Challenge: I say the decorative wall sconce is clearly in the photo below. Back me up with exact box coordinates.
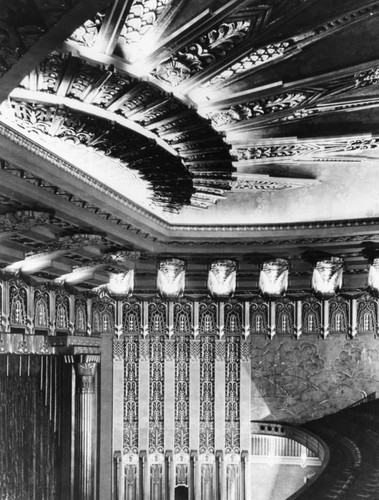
[95,271,134,298]
[312,257,343,297]
[157,259,185,299]
[207,260,236,298]
[368,258,379,294]
[259,259,288,297]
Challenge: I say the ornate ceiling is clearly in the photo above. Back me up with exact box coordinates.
[1,0,379,291]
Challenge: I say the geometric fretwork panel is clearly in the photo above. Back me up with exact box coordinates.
[74,297,87,334]
[55,291,70,331]
[225,335,240,454]
[276,297,294,335]
[123,299,142,335]
[173,299,193,336]
[9,281,27,327]
[199,299,218,336]
[302,296,322,335]
[174,335,190,453]
[357,293,377,334]
[224,300,243,336]
[123,335,139,454]
[250,296,269,335]
[148,299,167,336]
[329,296,349,335]
[92,297,115,335]
[34,288,50,330]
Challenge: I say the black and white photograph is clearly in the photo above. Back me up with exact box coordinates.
[1,0,379,499]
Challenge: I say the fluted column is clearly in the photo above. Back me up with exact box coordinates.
[74,355,100,500]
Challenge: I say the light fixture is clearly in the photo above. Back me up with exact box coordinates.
[368,257,379,293]
[157,259,185,299]
[259,259,288,297]
[94,271,134,298]
[312,257,343,297]
[208,260,236,298]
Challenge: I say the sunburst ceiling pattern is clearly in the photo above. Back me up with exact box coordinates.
[2,0,379,220]
[6,0,379,219]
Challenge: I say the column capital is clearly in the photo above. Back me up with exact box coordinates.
[67,354,100,394]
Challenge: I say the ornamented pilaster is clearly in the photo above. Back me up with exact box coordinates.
[124,336,139,454]
[199,335,215,455]
[225,336,240,454]
[174,335,190,454]
[149,335,165,454]
[73,355,100,500]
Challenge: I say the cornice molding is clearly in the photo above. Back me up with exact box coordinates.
[1,122,379,241]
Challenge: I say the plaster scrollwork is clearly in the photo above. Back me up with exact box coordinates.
[153,20,251,86]
[25,234,105,257]
[209,92,309,128]
[0,210,51,234]
[123,299,142,335]
[355,68,379,88]
[329,296,349,334]
[357,293,377,334]
[231,179,302,191]
[119,0,173,48]
[302,296,322,335]
[204,41,290,88]
[68,12,105,47]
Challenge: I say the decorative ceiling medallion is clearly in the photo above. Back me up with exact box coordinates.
[312,257,344,298]
[208,260,236,298]
[157,258,185,299]
[259,259,288,298]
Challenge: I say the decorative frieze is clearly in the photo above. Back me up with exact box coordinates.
[152,20,251,87]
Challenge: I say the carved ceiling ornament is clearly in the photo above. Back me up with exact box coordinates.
[203,41,291,89]
[368,258,379,294]
[208,260,236,298]
[25,233,105,257]
[157,258,185,299]
[312,257,344,298]
[152,20,252,87]
[118,0,174,57]
[0,210,51,233]
[259,259,288,298]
